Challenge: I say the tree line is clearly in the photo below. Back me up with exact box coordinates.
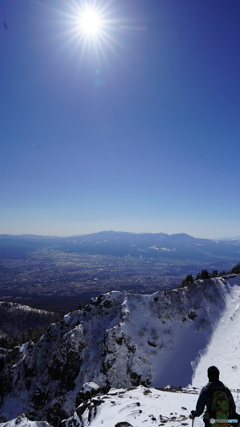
[0,303,60,349]
[180,263,240,288]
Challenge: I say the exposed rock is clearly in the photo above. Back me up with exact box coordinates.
[75,382,100,407]
[115,423,134,427]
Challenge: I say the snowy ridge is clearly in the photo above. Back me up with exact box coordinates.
[1,386,240,427]
[0,302,51,314]
[0,413,50,427]
[62,386,240,427]
[1,276,240,426]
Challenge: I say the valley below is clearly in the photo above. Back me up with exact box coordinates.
[0,249,191,313]
[1,231,240,313]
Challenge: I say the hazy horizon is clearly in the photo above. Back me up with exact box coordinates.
[1,228,240,241]
[1,0,240,240]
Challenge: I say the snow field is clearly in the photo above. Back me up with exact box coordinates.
[192,276,240,389]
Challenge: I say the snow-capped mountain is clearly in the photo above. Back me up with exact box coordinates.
[1,275,240,426]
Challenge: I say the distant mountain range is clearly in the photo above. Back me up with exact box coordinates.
[1,230,240,265]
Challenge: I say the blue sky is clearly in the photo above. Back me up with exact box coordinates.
[1,0,240,238]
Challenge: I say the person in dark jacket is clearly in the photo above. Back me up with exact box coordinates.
[190,366,239,426]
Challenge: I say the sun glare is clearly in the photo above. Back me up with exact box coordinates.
[79,8,102,37]
[59,1,124,63]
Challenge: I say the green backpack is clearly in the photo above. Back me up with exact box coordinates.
[204,389,232,427]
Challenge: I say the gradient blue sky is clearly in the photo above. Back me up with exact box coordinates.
[1,0,240,238]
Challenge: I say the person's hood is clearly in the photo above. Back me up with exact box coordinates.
[206,380,226,391]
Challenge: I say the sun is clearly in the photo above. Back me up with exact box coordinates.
[56,1,125,63]
[75,4,107,42]
[66,1,121,60]
[79,8,102,38]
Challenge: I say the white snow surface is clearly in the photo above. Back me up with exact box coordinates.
[2,386,240,427]
[0,413,51,427]
[0,301,52,314]
[192,275,240,387]
[65,386,240,427]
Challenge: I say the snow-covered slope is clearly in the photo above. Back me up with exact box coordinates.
[63,385,202,427]
[63,385,240,427]
[192,275,240,387]
[1,386,240,427]
[1,276,240,425]
[0,414,51,427]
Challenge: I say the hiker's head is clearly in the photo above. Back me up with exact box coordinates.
[208,366,220,382]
